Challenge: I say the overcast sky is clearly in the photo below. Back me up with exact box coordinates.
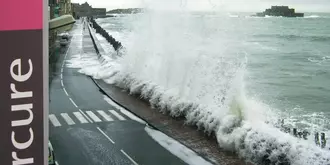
[71,0,330,12]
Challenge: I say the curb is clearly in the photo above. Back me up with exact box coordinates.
[89,77,161,132]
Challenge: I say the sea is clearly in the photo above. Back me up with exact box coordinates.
[84,11,330,164]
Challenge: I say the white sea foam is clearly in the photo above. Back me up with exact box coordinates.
[228,14,239,18]
[305,15,321,18]
[307,56,330,65]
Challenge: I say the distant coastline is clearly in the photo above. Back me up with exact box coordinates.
[107,8,143,14]
[105,8,329,15]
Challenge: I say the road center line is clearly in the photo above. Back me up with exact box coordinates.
[69,98,78,108]
[96,127,115,144]
[79,109,93,123]
[120,150,139,165]
[60,80,64,87]
[73,112,89,124]
[86,111,102,122]
[63,88,69,96]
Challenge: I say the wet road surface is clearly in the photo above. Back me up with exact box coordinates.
[49,21,191,165]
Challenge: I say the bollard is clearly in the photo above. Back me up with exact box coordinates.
[293,128,297,137]
[114,42,119,50]
[277,119,281,128]
[284,127,290,133]
[321,133,326,149]
[302,130,309,140]
[315,132,320,146]
[298,132,303,138]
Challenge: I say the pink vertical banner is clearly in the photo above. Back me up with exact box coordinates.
[0,0,43,31]
[0,0,47,165]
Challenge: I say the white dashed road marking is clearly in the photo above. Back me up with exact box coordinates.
[61,113,75,125]
[96,127,115,144]
[97,110,114,121]
[49,110,129,127]
[63,88,69,96]
[73,112,89,124]
[121,150,139,165]
[49,114,61,127]
[79,109,93,123]
[86,111,102,122]
[69,98,78,108]
[109,110,126,121]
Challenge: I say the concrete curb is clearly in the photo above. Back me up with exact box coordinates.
[90,77,161,132]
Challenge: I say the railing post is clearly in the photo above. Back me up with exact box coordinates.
[321,133,326,148]
[315,132,320,146]
[293,128,297,137]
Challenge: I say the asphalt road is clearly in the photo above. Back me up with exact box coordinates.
[49,21,190,165]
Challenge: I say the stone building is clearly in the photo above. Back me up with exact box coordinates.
[72,2,106,19]
[58,0,72,16]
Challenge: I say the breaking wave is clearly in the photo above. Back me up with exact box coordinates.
[305,15,321,18]
[70,9,330,165]
[308,56,330,65]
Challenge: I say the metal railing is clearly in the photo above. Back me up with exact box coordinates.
[88,17,123,51]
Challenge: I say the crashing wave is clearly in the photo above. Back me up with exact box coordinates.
[69,49,330,165]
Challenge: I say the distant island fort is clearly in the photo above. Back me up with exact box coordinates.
[253,6,304,17]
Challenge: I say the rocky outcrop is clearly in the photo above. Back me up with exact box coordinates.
[253,6,304,17]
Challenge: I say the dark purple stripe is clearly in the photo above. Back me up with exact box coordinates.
[0,30,44,165]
